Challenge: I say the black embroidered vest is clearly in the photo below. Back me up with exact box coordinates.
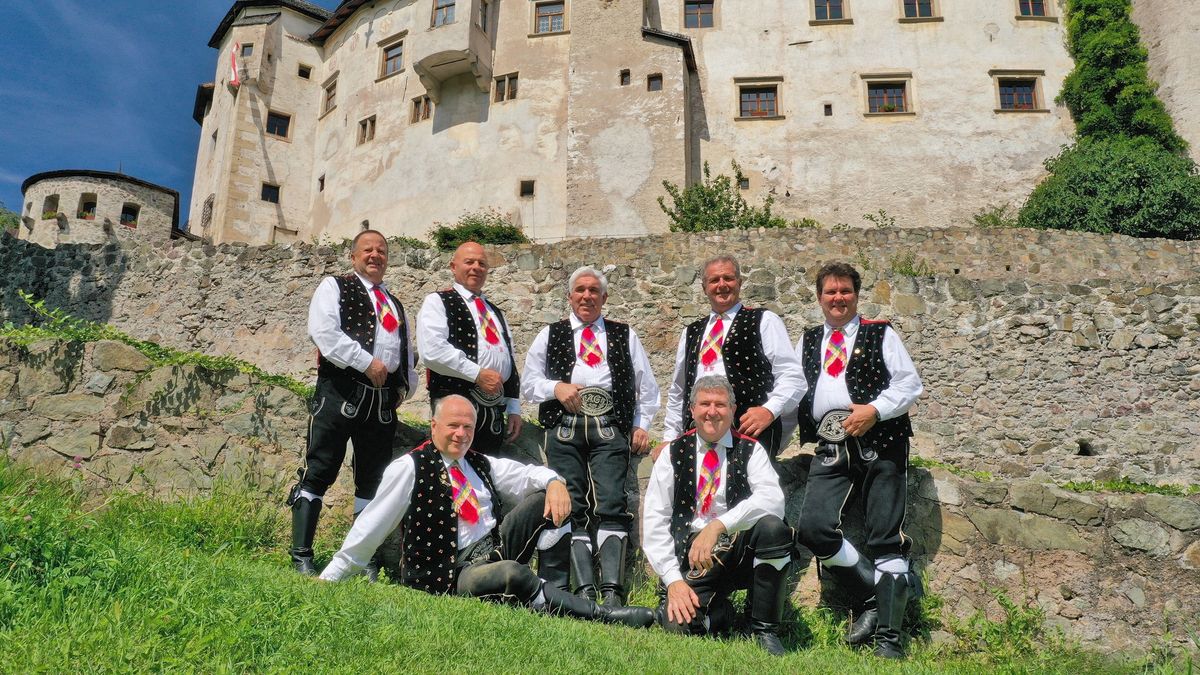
[316,274,410,397]
[681,307,774,432]
[426,289,520,402]
[668,430,754,568]
[797,319,913,446]
[401,442,501,595]
[537,319,636,435]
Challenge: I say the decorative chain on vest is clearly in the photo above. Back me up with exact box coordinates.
[667,431,754,568]
[537,320,636,435]
[427,290,520,401]
[681,308,773,432]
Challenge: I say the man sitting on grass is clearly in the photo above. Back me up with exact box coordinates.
[319,395,655,628]
[642,375,794,655]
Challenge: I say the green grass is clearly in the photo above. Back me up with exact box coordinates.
[0,460,1139,673]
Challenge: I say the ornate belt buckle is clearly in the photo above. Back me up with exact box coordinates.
[577,387,614,416]
[469,387,505,408]
[685,532,735,580]
[817,409,851,443]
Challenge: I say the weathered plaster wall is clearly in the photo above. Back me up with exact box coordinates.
[19,176,175,248]
[1131,0,1200,164]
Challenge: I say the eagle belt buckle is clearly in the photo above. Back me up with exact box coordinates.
[685,533,734,580]
[817,409,851,443]
[469,387,505,408]
[577,387,614,417]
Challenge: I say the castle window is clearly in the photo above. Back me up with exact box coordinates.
[411,95,432,123]
[813,0,845,21]
[261,184,280,204]
[479,0,490,32]
[358,115,377,144]
[380,37,405,78]
[534,2,566,34]
[647,73,663,92]
[240,43,254,58]
[77,194,97,220]
[495,73,518,102]
[41,195,59,219]
[868,82,907,113]
[1019,0,1047,16]
[739,85,778,118]
[266,111,291,138]
[619,69,630,86]
[318,175,325,192]
[685,1,714,28]
[120,203,140,228]
[298,64,312,79]
[739,177,750,190]
[991,70,1049,112]
[824,103,833,116]
[323,78,337,114]
[432,0,455,27]
[903,0,934,18]
[520,180,536,197]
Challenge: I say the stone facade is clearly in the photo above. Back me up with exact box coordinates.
[1132,0,1200,164]
[18,171,178,249]
[190,0,1089,244]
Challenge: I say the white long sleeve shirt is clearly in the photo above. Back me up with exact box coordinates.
[417,283,519,414]
[663,303,805,441]
[520,313,661,430]
[641,430,786,587]
[307,272,417,397]
[799,315,924,421]
[320,452,561,581]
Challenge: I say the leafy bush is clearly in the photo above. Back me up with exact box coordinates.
[972,203,1020,229]
[658,161,798,232]
[430,209,528,251]
[1017,137,1200,239]
[0,201,19,234]
[890,251,935,277]
[862,209,898,229]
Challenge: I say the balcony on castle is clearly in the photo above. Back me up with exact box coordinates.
[411,0,493,103]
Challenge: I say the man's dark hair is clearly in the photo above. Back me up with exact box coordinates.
[351,229,388,253]
[815,261,861,294]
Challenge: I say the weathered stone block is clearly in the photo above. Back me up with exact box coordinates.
[31,393,106,421]
[1142,494,1200,531]
[0,370,15,396]
[92,340,152,372]
[1111,518,1171,556]
[1182,540,1200,569]
[84,372,115,394]
[1011,483,1105,526]
[46,425,101,459]
[965,507,1095,553]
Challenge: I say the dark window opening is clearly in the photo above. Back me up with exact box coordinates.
[261,184,280,204]
[823,103,833,116]
[495,73,519,102]
[120,203,140,228]
[358,116,377,144]
[685,1,714,28]
[619,69,631,86]
[903,0,934,18]
[411,95,432,122]
[318,174,326,192]
[41,195,59,219]
[814,0,843,20]
[1019,0,1046,16]
[266,111,291,138]
[1076,440,1094,456]
[298,64,312,79]
[240,43,254,57]
[647,74,663,91]
[999,79,1038,110]
[738,178,750,190]
[77,194,97,220]
[520,180,536,197]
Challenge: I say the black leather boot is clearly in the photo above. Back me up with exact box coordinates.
[820,554,877,645]
[747,561,791,656]
[289,498,321,576]
[537,534,571,592]
[872,572,914,659]
[570,538,597,601]
[541,585,654,628]
[596,536,628,607]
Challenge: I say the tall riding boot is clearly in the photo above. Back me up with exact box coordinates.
[872,572,914,659]
[821,554,878,645]
[538,535,572,593]
[540,585,655,628]
[289,498,321,576]
[747,561,791,656]
[570,538,597,601]
[596,536,628,607]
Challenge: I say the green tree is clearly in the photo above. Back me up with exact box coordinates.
[657,161,792,232]
[0,201,19,235]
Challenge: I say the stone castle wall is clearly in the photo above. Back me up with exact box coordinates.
[19,174,176,249]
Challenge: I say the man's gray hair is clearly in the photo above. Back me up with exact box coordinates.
[689,375,737,408]
[567,265,609,295]
[432,394,478,424]
[701,255,742,281]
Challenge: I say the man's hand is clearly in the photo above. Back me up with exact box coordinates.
[737,406,775,439]
[554,382,584,413]
[630,427,651,455]
[688,520,726,574]
[666,580,701,626]
[475,368,503,395]
[365,358,388,388]
[843,403,879,437]
[650,441,669,462]
[506,414,523,442]
[543,480,572,527]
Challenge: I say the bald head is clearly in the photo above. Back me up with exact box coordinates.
[431,395,477,459]
[450,241,489,294]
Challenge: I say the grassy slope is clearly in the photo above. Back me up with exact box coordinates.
[0,462,1132,674]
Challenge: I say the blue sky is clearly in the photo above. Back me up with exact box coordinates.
[0,0,339,228]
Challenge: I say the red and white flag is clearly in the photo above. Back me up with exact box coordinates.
[230,42,241,88]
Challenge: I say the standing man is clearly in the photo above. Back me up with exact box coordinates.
[659,256,803,458]
[319,395,656,629]
[793,261,924,659]
[521,266,660,607]
[643,376,794,656]
[418,241,521,454]
[288,229,417,576]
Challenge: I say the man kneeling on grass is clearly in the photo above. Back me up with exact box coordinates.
[319,394,655,628]
[642,375,795,655]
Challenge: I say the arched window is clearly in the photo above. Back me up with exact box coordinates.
[78,193,97,220]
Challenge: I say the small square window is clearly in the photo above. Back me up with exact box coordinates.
[433,0,455,27]
[318,174,326,192]
[999,79,1038,110]
[323,79,337,114]
[867,82,907,113]
[382,40,404,77]
[495,73,519,102]
[266,111,291,138]
[619,69,631,86]
[738,178,750,190]
[739,85,778,117]
[358,115,377,144]
[411,95,432,123]
[240,43,254,58]
[685,1,714,28]
[120,203,140,228]
[77,194,97,220]
[261,184,280,203]
[823,103,833,116]
[298,64,312,79]
[1019,0,1047,17]
[814,0,844,20]
[647,74,663,92]
[535,2,566,34]
[903,0,934,18]
[520,180,536,197]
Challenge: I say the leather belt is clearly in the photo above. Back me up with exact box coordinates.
[577,387,614,416]
[816,409,851,443]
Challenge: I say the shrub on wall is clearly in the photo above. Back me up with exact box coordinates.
[429,209,528,251]
[658,161,794,232]
[0,202,18,235]
[1017,137,1200,239]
